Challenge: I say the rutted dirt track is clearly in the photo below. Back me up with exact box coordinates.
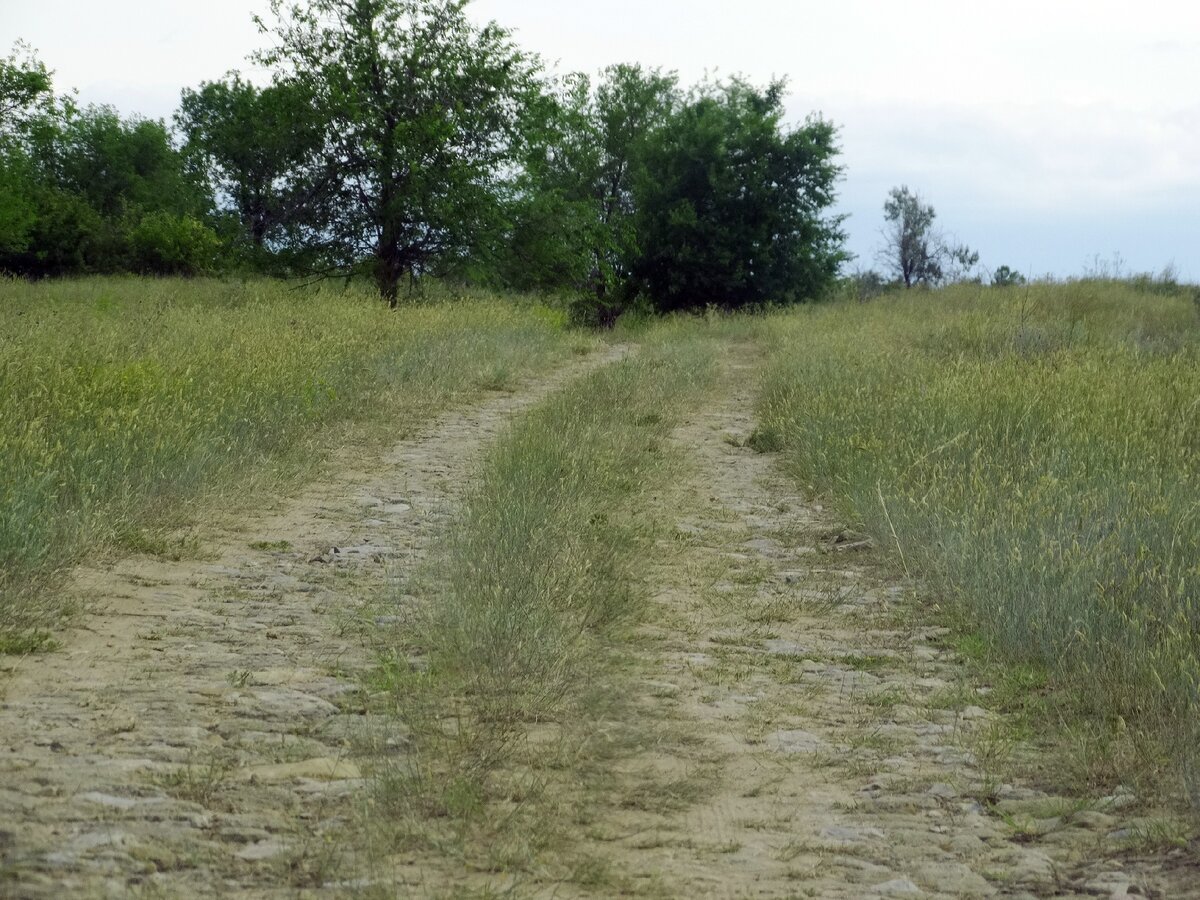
[584,354,1189,898]
[0,345,1192,898]
[0,348,623,898]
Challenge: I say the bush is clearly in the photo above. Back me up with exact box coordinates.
[130,212,221,276]
[991,265,1026,287]
[633,79,845,313]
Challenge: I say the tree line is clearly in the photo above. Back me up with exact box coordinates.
[0,0,847,319]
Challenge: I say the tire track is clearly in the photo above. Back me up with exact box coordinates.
[0,345,626,899]
[593,349,1186,899]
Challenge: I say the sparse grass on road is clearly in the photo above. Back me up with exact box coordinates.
[362,326,717,890]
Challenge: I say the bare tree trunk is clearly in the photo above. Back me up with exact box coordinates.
[376,233,405,308]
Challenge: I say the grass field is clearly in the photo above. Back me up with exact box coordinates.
[0,276,581,648]
[756,281,1200,804]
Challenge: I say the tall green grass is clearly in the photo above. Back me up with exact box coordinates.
[367,328,716,874]
[0,276,577,639]
[756,282,1200,804]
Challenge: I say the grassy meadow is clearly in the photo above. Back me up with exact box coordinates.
[0,276,581,647]
[756,281,1200,803]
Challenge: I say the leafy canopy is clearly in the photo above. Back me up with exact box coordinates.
[177,74,323,256]
[254,0,542,304]
[497,64,680,323]
[633,78,847,312]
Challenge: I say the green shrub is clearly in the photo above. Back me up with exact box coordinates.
[130,212,221,275]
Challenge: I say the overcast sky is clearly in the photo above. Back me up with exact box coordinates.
[5,0,1198,279]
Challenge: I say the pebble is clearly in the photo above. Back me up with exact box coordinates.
[1083,873,1140,898]
[237,839,289,861]
[236,689,338,720]
[1099,791,1138,810]
[46,829,134,864]
[871,878,924,896]
[236,757,361,784]
[1010,848,1056,884]
[642,680,681,697]
[945,834,986,856]
[767,729,829,755]
[913,861,992,896]
[248,668,321,687]
[927,782,958,800]
[763,639,807,657]
[76,792,164,811]
[995,783,1046,802]
[745,538,784,555]
[1073,810,1117,831]
[820,824,885,844]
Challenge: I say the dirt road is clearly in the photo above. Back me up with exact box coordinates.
[564,353,1186,898]
[0,345,1190,898]
[0,349,623,898]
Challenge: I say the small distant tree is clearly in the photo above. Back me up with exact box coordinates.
[879,185,978,288]
[847,268,891,301]
[991,265,1026,287]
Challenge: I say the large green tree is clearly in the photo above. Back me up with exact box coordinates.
[0,42,51,133]
[177,74,323,259]
[499,64,679,324]
[3,101,216,276]
[254,0,542,305]
[633,79,847,312]
[0,43,53,257]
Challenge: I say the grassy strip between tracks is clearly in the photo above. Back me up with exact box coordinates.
[359,326,717,892]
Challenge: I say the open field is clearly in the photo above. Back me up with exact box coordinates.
[757,282,1200,807]
[0,277,582,647]
[0,278,1197,897]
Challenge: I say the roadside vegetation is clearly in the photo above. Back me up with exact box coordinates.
[755,280,1200,810]
[359,329,716,888]
[0,276,579,649]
